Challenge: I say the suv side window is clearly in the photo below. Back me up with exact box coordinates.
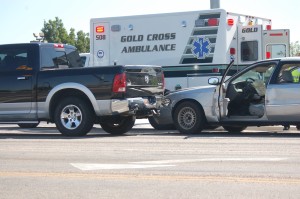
[231,63,276,85]
[277,63,300,83]
[0,48,31,71]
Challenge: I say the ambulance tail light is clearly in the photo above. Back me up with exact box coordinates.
[266,52,271,59]
[96,26,105,33]
[227,19,234,26]
[270,33,283,36]
[212,68,219,73]
[266,25,272,30]
[113,73,126,93]
[208,18,219,26]
[230,48,236,55]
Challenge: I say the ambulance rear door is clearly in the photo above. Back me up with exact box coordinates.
[237,25,263,65]
[91,22,110,66]
[263,29,290,59]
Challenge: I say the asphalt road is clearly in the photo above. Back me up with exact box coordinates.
[0,120,300,199]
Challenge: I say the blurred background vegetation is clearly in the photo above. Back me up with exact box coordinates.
[41,17,89,53]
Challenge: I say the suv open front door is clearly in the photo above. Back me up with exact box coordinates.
[237,25,263,65]
[215,60,235,120]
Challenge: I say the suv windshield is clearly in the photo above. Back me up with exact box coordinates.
[232,63,276,85]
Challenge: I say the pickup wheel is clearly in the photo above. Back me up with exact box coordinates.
[223,126,247,132]
[148,116,175,130]
[18,122,40,128]
[100,116,135,135]
[54,97,94,136]
[173,101,205,134]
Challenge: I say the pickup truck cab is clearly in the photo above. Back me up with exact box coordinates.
[0,43,164,136]
[154,57,300,133]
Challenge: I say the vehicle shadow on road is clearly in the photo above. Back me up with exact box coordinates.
[0,125,117,139]
[0,125,299,139]
[128,128,300,138]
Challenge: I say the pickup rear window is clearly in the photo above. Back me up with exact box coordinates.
[41,47,83,69]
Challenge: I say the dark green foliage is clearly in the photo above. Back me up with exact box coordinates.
[41,17,90,53]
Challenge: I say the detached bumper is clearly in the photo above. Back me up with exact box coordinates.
[152,104,173,125]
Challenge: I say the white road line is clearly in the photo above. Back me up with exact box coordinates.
[71,163,175,171]
[131,158,287,164]
[71,157,286,171]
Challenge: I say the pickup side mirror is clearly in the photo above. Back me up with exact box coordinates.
[208,77,220,85]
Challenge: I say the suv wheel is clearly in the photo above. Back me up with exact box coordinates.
[173,101,205,134]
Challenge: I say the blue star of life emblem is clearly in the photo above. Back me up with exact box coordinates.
[192,37,211,59]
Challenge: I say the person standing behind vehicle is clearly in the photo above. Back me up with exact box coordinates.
[291,67,300,82]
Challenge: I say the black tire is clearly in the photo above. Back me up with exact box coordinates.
[18,122,40,128]
[148,116,175,130]
[297,125,300,131]
[223,126,247,132]
[173,101,205,134]
[100,116,135,135]
[54,97,94,136]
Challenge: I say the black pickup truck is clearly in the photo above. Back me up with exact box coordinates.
[0,43,164,136]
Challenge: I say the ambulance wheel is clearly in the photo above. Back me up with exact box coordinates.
[100,116,135,135]
[173,101,205,134]
[223,126,247,133]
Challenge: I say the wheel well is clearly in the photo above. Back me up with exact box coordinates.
[49,89,94,122]
[172,99,207,122]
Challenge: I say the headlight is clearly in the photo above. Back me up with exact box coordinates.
[162,98,171,106]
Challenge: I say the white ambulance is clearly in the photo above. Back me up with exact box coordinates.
[90,9,290,91]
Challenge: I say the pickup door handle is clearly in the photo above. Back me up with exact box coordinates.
[17,76,29,80]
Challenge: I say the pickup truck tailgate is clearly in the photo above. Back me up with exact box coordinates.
[125,65,164,98]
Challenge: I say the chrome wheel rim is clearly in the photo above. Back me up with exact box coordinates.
[60,105,82,130]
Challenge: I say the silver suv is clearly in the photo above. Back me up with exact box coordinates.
[152,57,300,133]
